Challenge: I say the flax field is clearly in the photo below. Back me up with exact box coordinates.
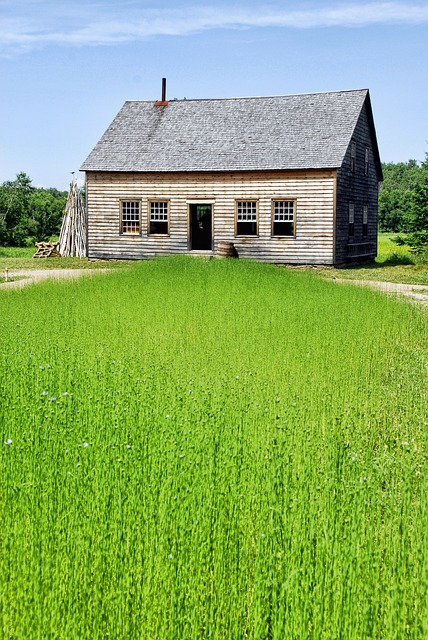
[1,257,428,639]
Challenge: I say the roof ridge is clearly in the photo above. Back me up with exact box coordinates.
[124,88,368,104]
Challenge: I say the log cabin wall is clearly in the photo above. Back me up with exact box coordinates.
[86,169,336,264]
[335,102,380,264]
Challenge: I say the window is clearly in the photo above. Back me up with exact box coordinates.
[348,202,355,237]
[236,201,257,235]
[121,200,140,234]
[272,200,295,236]
[149,201,169,235]
[363,205,368,237]
[364,147,370,176]
[350,140,356,172]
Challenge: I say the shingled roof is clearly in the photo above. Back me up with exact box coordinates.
[81,88,381,176]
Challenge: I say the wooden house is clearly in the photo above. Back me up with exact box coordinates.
[81,87,382,264]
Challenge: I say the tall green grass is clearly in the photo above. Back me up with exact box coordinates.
[1,257,428,639]
[0,246,36,258]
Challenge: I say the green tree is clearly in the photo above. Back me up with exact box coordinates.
[0,172,34,245]
[378,188,413,233]
[405,177,428,254]
[378,160,421,232]
[391,154,428,255]
[0,173,67,246]
[28,189,67,241]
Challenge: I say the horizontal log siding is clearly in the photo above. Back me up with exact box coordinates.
[86,170,336,264]
[335,103,379,264]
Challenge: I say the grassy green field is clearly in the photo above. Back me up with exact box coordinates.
[0,245,130,279]
[1,257,428,638]
[314,234,428,285]
[1,233,428,285]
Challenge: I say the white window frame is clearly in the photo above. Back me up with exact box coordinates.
[120,200,141,234]
[149,200,169,235]
[235,200,258,236]
[272,200,296,236]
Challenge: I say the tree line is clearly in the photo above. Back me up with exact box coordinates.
[0,172,67,246]
[379,154,428,255]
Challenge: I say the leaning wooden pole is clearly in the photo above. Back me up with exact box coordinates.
[59,182,87,257]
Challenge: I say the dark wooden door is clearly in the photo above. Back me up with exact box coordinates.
[190,204,212,250]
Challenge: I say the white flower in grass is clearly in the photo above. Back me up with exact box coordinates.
[83,442,89,448]
[49,397,56,402]
[168,554,173,559]
[62,392,68,396]
[41,391,49,396]
[4,439,12,445]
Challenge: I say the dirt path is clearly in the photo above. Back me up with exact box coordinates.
[0,269,109,290]
[332,278,428,305]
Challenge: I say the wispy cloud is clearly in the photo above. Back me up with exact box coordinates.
[1,2,428,55]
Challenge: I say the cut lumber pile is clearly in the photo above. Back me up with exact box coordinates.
[58,182,87,257]
[33,241,61,258]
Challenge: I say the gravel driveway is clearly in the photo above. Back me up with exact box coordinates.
[332,278,428,305]
[0,269,109,289]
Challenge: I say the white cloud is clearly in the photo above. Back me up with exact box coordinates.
[1,2,428,55]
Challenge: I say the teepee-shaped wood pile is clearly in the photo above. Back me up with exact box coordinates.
[58,182,87,257]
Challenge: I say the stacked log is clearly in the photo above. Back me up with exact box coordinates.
[58,182,87,257]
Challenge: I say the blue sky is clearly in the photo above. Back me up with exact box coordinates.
[0,0,427,190]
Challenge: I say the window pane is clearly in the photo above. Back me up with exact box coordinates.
[237,221,257,235]
[150,201,169,234]
[351,141,356,172]
[273,200,294,235]
[365,148,369,175]
[121,201,140,234]
[363,205,368,237]
[237,201,257,221]
[274,221,294,236]
[348,202,355,237]
[236,201,257,235]
[150,220,168,234]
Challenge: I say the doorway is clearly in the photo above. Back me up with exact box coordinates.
[189,204,212,250]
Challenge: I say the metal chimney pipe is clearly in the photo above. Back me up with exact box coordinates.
[155,78,168,106]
